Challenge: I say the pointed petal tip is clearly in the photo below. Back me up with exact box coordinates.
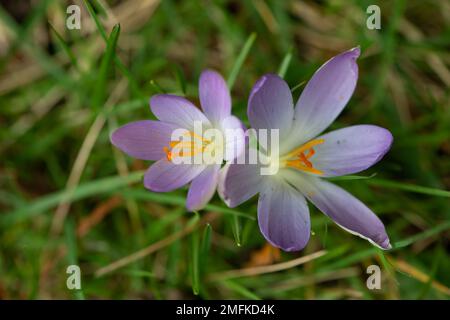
[379,237,392,250]
[248,73,283,101]
[374,127,394,164]
[348,46,361,59]
[248,75,267,102]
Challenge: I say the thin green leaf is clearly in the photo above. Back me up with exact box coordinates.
[227,32,257,89]
[190,230,200,295]
[221,280,261,300]
[1,171,145,226]
[83,0,143,97]
[230,215,242,247]
[328,173,377,181]
[201,224,212,258]
[392,221,450,249]
[49,23,80,71]
[92,24,121,111]
[367,178,450,197]
[324,222,450,270]
[83,0,107,40]
[173,64,187,95]
[277,48,292,78]
[0,6,75,89]
[149,79,166,93]
[64,218,85,300]
[123,270,156,278]
[122,189,255,220]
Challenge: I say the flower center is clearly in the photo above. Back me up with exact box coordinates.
[163,131,212,162]
[281,138,324,175]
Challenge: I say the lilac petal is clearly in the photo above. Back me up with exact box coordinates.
[150,94,211,130]
[291,47,360,146]
[186,164,220,211]
[258,178,311,252]
[220,115,246,162]
[220,162,262,208]
[111,120,179,160]
[248,74,294,139]
[199,70,231,124]
[287,174,390,249]
[144,158,205,192]
[313,125,393,177]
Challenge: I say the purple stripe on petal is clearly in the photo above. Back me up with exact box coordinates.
[258,178,311,252]
[288,174,390,249]
[144,158,205,192]
[313,125,393,177]
[150,94,210,130]
[291,47,360,146]
[186,164,220,211]
[248,74,294,139]
[111,120,178,160]
[199,70,231,124]
[220,163,262,208]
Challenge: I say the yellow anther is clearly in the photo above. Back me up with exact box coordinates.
[282,138,324,175]
[163,131,212,162]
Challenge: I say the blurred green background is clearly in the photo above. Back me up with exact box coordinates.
[0,0,449,299]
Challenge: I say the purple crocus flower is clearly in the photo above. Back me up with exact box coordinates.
[220,47,393,251]
[111,70,244,211]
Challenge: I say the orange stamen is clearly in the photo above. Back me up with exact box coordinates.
[283,139,324,175]
[163,131,211,162]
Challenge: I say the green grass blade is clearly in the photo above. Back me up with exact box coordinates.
[221,280,261,300]
[277,48,292,78]
[324,222,450,270]
[227,32,257,89]
[122,189,255,220]
[190,230,200,295]
[149,79,166,93]
[201,223,212,258]
[328,173,377,181]
[392,221,450,249]
[330,175,450,197]
[0,6,75,89]
[64,218,85,300]
[92,24,121,112]
[83,0,143,97]
[49,23,79,71]
[83,0,107,40]
[173,64,187,95]
[367,178,450,197]
[230,215,242,247]
[1,171,145,226]
[123,270,155,278]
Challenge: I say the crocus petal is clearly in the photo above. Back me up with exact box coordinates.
[313,125,393,177]
[220,162,262,208]
[290,47,360,147]
[144,158,205,192]
[248,74,294,140]
[199,70,231,124]
[220,115,246,162]
[150,94,211,130]
[111,120,179,160]
[186,164,220,211]
[258,178,311,251]
[286,173,390,249]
